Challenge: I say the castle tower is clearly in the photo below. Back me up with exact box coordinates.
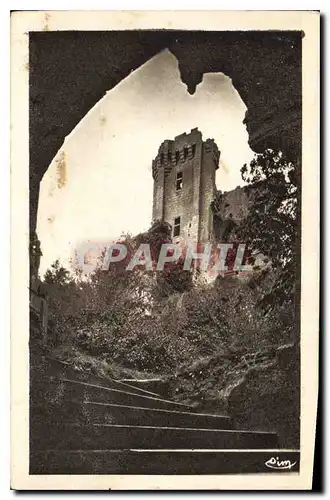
[152,128,220,244]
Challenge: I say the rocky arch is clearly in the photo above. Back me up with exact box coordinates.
[30,30,302,239]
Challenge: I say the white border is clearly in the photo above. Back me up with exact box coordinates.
[10,10,320,491]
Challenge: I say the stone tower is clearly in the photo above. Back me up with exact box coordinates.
[152,128,220,244]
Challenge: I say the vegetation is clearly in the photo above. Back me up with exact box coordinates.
[36,148,300,448]
[42,148,299,389]
[238,149,298,312]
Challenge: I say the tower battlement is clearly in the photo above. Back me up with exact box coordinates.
[152,128,221,243]
[152,128,219,180]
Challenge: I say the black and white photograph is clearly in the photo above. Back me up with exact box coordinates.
[10,10,320,490]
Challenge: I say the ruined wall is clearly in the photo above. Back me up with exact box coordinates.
[212,185,268,269]
[214,186,253,224]
[212,186,254,242]
[152,128,220,244]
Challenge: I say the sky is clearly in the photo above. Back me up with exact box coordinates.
[37,49,254,275]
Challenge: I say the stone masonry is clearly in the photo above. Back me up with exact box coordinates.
[152,128,220,244]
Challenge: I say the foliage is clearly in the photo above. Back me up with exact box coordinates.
[134,220,193,297]
[237,149,298,311]
[44,259,72,285]
[42,159,298,373]
[38,153,300,450]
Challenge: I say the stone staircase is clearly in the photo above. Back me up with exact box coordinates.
[30,352,291,475]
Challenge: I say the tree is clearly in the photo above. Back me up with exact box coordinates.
[237,149,298,311]
[44,259,72,285]
[133,220,193,298]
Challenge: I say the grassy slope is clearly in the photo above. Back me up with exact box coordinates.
[50,343,159,381]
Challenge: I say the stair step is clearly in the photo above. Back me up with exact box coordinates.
[32,377,195,412]
[32,401,233,429]
[32,355,163,398]
[30,449,300,474]
[31,423,279,451]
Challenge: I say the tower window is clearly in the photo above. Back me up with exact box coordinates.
[175,151,180,164]
[173,216,181,237]
[183,147,188,160]
[176,171,183,191]
[192,144,196,157]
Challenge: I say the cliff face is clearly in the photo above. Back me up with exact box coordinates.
[227,344,300,448]
[167,344,300,449]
